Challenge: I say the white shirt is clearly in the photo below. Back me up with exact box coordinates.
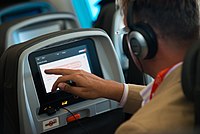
[119,62,183,107]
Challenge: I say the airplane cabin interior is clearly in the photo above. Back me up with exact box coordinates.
[0,0,199,134]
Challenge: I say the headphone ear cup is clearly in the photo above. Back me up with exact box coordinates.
[127,29,148,59]
[181,40,200,127]
[125,0,157,59]
[182,40,200,101]
[127,23,158,59]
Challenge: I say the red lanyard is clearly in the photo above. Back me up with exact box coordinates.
[150,67,171,100]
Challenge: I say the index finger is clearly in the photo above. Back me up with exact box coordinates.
[44,68,77,75]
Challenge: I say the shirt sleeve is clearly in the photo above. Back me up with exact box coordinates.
[123,84,145,114]
[119,83,129,107]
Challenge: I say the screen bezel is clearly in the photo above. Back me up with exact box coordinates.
[1,8,42,23]
[15,20,64,44]
[28,38,103,114]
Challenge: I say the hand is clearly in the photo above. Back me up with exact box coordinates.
[45,69,124,102]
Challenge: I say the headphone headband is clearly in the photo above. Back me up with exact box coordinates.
[123,0,158,59]
[127,0,135,30]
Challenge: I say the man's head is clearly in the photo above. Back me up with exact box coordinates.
[119,0,200,77]
[120,0,199,42]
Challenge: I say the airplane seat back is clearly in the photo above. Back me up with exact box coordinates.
[111,9,129,71]
[0,12,80,57]
[0,28,125,134]
[182,40,200,131]
[0,1,56,25]
[93,2,115,37]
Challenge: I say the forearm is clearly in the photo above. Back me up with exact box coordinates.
[99,80,145,113]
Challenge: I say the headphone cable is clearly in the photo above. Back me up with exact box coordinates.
[126,34,147,85]
[136,56,147,85]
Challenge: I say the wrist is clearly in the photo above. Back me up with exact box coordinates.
[102,80,124,102]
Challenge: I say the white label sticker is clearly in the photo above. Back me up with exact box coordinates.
[43,117,59,131]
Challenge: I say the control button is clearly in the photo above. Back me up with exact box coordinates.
[66,113,81,123]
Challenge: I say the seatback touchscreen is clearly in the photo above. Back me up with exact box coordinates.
[29,38,103,114]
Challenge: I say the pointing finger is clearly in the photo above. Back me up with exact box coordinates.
[45,68,78,75]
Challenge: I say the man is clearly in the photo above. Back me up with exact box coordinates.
[45,0,199,133]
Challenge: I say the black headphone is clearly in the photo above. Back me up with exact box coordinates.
[123,0,158,60]
[181,40,200,127]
